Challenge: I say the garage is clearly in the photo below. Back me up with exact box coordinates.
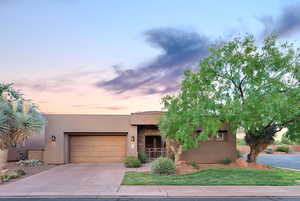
[69,135,127,163]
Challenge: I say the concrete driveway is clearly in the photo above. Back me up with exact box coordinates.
[258,154,300,170]
[0,163,126,196]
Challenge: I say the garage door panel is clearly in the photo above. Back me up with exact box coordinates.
[72,152,125,158]
[71,157,125,163]
[69,135,126,163]
[71,147,126,153]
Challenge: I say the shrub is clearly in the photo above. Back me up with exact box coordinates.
[16,160,43,167]
[236,138,246,145]
[265,147,273,154]
[124,156,141,168]
[273,140,283,145]
[218,157,232,165]
[236,150,245,158]
[281,134,300,145]
[276,146,290,153]
[1,174,12,182]
[151,157,176,175]
[0,169,26,182]
[187,161,200,170]
[138,152,148,163]
[14,168,26,176]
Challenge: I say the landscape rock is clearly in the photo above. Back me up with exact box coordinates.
[0,169,8,176]
[175,160,187,166]
[6,170,19,179]
[235,158,248,168]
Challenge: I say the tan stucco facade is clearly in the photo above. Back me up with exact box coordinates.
[180,125,236,163]
[8,111,236,164]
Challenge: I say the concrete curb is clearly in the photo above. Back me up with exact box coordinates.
[1,195,300,198]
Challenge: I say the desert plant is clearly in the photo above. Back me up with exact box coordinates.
[138,152,148,163]
[124,156,141,168]
[0,168,25,182]
[151,157,176,175]
[276,146,290,153]
[0,83,45,169]
[1,174,12,182]
[14,168,26,176]
[16,160,43,167]
[187,161,200,170]
[218,158,232,165]
[265,147,274,154]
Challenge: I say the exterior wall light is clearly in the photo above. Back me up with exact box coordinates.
[131,136,135,143]
[51,135,56,142]
[130,136,135,149]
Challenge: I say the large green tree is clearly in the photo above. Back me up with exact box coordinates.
[160,35,300,163]
[0,83,45,168]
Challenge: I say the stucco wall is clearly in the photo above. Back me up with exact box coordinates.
[43,114,132,164]
[180,129,237,163]
[131,112,162,125]
[9,112,237,164]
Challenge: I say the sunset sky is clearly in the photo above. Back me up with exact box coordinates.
[1,0,300,114]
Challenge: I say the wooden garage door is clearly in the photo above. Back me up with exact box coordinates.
[69,136,126,163]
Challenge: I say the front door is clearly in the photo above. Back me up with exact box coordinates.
[145,136,165,160]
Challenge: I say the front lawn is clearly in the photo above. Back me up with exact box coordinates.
[122,168,300,186]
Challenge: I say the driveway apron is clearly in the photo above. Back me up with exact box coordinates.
[0,163,125,196]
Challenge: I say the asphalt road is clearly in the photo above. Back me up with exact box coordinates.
[0,198,299,201]
[257,154,300,170]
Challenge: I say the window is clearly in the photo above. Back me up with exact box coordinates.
[195,129,227,142]
[215,130,227,141]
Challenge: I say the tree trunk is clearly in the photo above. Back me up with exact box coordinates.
[247,142,269,163]
[174,145,183,164]
[245,126,276,163]
[0,149,8,170]
[166,138,183,164]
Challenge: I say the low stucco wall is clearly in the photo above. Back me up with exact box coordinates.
[180,131,237,163]
[179,124,236,163]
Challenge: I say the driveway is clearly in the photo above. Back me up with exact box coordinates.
[0,163,126,196]
[258,154,300,170]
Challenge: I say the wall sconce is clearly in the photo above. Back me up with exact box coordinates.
[51,135,56,142]
[130,136,135,149]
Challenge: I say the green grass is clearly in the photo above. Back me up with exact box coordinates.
[122,168,300,186]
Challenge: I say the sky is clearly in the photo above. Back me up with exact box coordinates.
[1,0,300,114]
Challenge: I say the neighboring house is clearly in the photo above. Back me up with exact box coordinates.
[8,111,236,164]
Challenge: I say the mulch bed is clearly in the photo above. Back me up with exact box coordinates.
[176,158,270,174]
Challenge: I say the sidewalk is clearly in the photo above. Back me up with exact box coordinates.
[0,185,300,198]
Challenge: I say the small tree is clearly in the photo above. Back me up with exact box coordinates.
[0,83,45,169]
[160,35,300,163]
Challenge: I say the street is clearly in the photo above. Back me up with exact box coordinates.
[0,198,299,201]
[258,155,300,170]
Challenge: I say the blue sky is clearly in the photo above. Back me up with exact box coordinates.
[1,0,300,114]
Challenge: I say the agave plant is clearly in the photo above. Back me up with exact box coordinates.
[0,83,45,167]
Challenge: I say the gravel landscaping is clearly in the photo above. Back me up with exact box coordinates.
[1,162,57,184]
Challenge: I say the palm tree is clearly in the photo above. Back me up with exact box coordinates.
[0,83,45,169]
